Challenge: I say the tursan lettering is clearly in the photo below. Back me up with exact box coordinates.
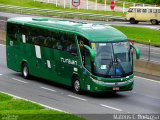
[61,58,77,65]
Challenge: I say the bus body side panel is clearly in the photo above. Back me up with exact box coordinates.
[6,32,21,72]
[23,44,36,75]
[34,47,63,85]
[54,50,78,86]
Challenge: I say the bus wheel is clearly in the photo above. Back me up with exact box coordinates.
[22,63,29,79]
[130,18,138,24]
[73,77,81,94]
[151,20,158,25]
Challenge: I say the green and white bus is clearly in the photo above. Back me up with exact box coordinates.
[6,17,140,93]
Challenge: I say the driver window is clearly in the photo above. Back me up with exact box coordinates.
[84,50,91,72]
[77,35,91,72]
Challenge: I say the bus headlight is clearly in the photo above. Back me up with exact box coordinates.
[90,76,105,85]
[128,78,134,83]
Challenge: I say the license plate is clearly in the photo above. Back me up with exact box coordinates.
[113,87,119,91]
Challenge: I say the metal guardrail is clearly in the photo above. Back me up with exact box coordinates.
[0,4,126,21]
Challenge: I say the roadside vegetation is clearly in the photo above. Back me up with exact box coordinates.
[125,0,160,4]
[113,26,160,45]
[0,92,85,120]
[0,0,125,17]
[89,0,160,5]
[0,0,159,45]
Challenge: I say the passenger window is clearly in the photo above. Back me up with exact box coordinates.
[153,9,157,13]
[133,8,136,12]
[158,9,160,13]
[56,32,64,50]
[142,9,147,13]
[137,9,142,13]
[66,34,77,54]
[19,26,28,43]
[128,8,133,12]
[28,27,39,45]
[7,23,19,41]
[50,31,57,48]
[148,9,152,13]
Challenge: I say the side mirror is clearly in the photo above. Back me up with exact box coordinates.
[84,45,95,61]
[131,45,140,59]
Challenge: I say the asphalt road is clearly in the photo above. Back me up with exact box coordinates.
[36,0,127,12]
[0,44,160,120]
[0,12,160,63]
[0,11,160,30]
[134,43,160,63]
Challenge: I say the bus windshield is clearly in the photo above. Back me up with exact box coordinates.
[91,42,133,78]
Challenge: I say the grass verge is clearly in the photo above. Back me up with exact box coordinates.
[113,26,160,45]
[0,92,85,120]
[0,0,125,17]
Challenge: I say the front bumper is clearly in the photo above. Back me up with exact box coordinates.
[89,77,134,92]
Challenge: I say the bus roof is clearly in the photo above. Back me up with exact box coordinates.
[129,6,160,9]
[7,17,127,42]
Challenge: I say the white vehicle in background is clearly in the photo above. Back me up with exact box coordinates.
[126,6,160,25]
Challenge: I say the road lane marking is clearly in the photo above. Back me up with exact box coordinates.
[0,44,6,47]
[100,104,122,112]
[68,95,87,101]
[12,78,28,83]
[0,90,67,113]
[135,76,160,84]
[0,74,3,76]
[40,87,56,92]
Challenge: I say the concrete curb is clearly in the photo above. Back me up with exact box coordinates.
[132,40,160,48]
[134,59,160,80]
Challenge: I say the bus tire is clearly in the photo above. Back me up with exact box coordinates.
[151,20,158,25]
[130,18,138,24]
[73,77,81,94]
[22,63,29,79]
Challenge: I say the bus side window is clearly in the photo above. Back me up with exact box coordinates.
[7,23,19,41]
[40,29,50,47]
[50,31,57,49]
[19,26,28,43]
[77,35,90,66]
[65,34,77,54]
[56,32,63,50]
[27,27,36,44]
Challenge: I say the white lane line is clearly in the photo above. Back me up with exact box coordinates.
[135,76,160,84]
[100,104,122,112]
[0,90,67,113]
[0,44,6,47]
[12,78,28,83]
[68,95,87,101]
[0,74,3,76]
[40,87,56,92]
